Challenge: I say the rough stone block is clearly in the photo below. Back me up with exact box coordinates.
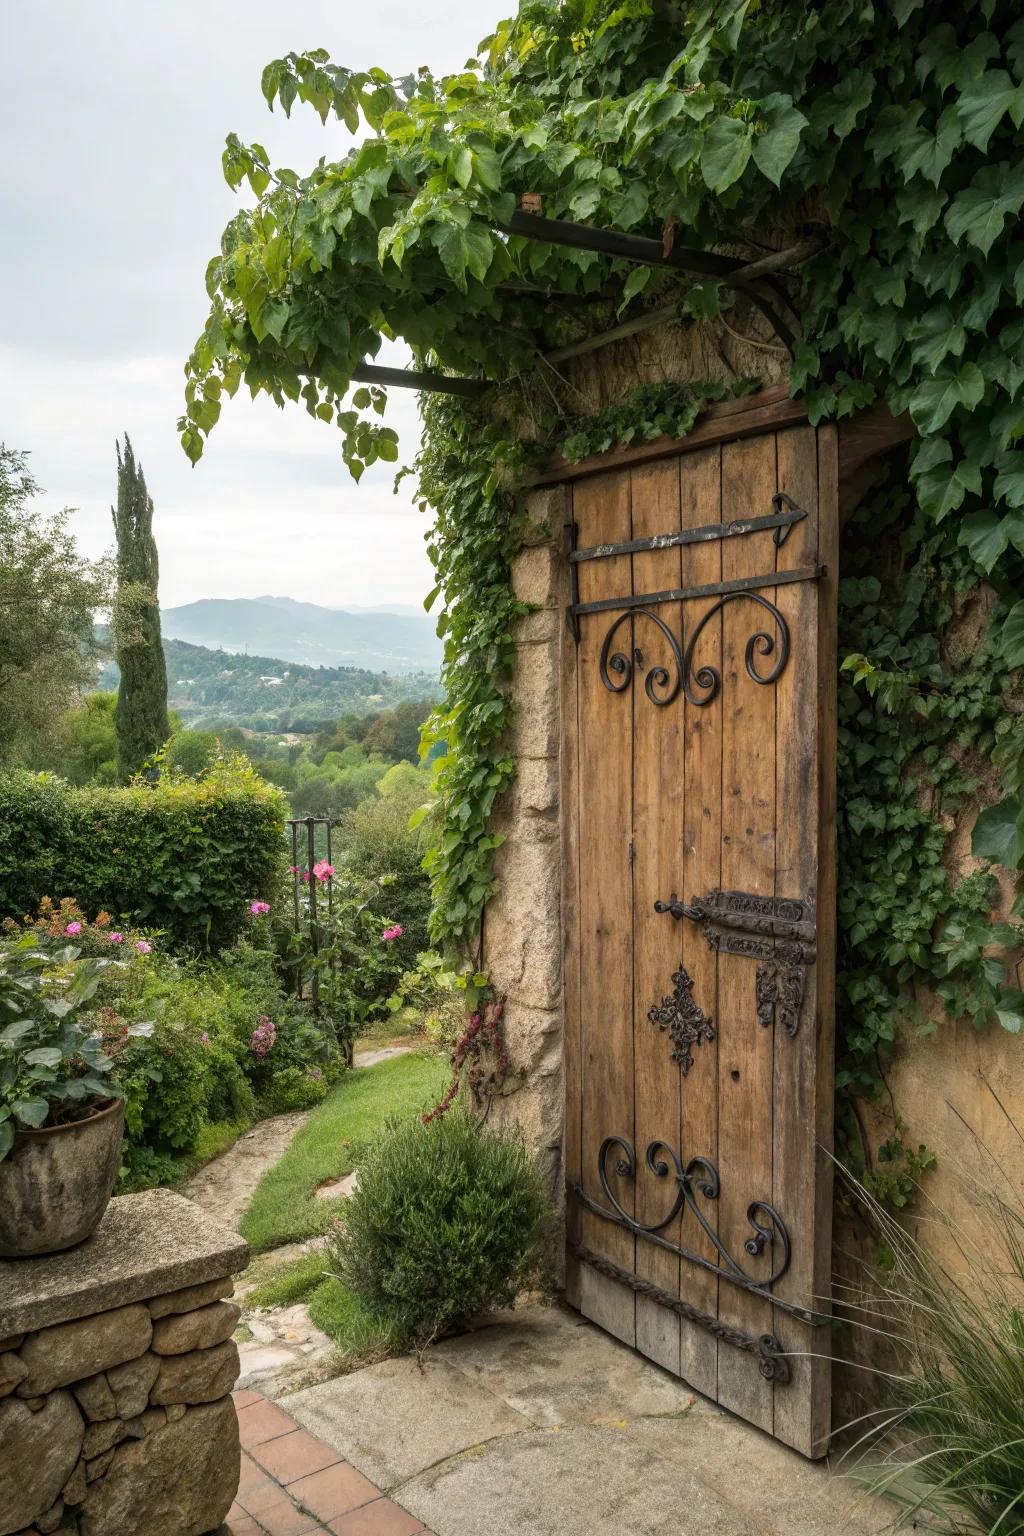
[150,1341,239,1407]
[82,1420,125,1460]
[0,1190,248,1338]
[0,1391,83,1536]
[484,840,561,1010]
[85,1452,114,1483]
[34,1500,63,1535]
[0,1353,28,1400]
[151,1302,240,1357]
[72,1374,117,1423]
[522,486,568,542]
[17,1307,152,1397]
[105,1354,160,1420]
[0,1337,24,1354]
[512,542,560,608]
[147,1277,233,1321]
[121,1407,165,1440]
[76,1397,239,1536]
[61,1457,87,1507]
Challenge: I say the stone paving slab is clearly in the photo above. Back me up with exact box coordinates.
[285,1355,533,1489]
[279,1301,889,1536]
[226,1388,429,1536]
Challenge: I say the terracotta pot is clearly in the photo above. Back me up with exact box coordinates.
[0,1098,124,1258]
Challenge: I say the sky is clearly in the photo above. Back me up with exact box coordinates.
[0,1,508,610]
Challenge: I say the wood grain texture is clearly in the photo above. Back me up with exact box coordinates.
[574,468,635,1348]
[714,433,778,1433]
[676,444,722,1399]
[629,458,684,1374]
[561,492,583,1314]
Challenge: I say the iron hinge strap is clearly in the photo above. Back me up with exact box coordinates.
[569,1241,792,1384]
[571,563,824,621]
[570,494,807,565]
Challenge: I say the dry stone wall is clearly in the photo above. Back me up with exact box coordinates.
[0,1190,248,1536]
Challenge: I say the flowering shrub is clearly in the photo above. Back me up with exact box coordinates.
[249,1015,276,1057]
[0,759,286,949]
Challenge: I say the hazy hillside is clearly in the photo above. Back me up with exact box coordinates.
[100,638,437,732]
[161,595,442,673]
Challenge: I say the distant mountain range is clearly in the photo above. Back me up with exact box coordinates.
[160,596,441,674]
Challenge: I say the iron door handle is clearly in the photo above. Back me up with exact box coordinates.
[654,893,700,922]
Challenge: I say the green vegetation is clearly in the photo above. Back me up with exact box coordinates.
[111,437,169,780]
[180,2,1024,1193]
[0,899,344,1186]
[329,1104,551,1349]
[0,758,286,950]
[849,1180,1024,1533]
[100,636,437,733]
[0,445,108,769]
[239,1050,446,1253]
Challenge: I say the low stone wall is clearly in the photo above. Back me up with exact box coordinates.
[0,1189,248,1536]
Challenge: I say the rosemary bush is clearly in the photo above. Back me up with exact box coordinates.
[329,1105,550,1349]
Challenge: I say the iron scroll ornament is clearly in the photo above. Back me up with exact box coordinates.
[572,1135,803,1310]
[598,592,790,708]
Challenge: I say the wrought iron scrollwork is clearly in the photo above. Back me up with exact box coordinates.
[599,608,683,706]
[648,966,715,1075]
[681,591,790,707]
[575,1135,795,1299]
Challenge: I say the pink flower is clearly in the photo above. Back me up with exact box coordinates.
[381,925,404,943]
[65,921,82,936]
[249,900,271,916]
[249,1016,276,1057]
[312,860,335,883]
[108,931,124,944]
[135,940,152,955]
[200,1032,211,1046]
[288,865,300,875]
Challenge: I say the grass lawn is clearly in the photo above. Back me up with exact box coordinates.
[244,1248,394,1361]
[239,1048,446,1253]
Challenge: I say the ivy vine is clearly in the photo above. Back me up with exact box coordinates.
[182,1,1024,1195]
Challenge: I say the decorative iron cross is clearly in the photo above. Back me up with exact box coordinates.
[648,967,716,1076]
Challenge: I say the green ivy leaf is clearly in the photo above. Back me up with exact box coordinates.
[752,94,808,187]
[957,509,1008,571]
[907,306,966,374]
[908,361,985,433]
[945,163,1024,256]
[999,600,1024,668]
[13,1099,49,1128]
[700,118,752,193]
[973,796,1024,867]
[617,265,651,315]
[955,70,1024,152]
[432,222,494,292]
[995,989,1024,1033]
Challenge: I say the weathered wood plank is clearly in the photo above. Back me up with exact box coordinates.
[676,444,723,1399]
[714,433,778,1433]
[771,425,829,1455]
[561,490,583,1314]
[629,457,684,1375]
[574,468,636,1348]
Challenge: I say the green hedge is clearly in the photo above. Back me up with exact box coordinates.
[0,758,287,949]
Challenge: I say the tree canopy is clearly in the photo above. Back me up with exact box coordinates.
[0,446,109,767]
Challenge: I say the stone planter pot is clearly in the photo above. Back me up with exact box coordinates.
[0,1098,124,1258]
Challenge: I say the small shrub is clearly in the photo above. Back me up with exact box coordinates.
[330,1105,550,1349]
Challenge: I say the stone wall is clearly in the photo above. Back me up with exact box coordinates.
[481,486,569,1222]
[0,1189,248,1536]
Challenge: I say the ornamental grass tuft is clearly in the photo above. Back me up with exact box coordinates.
[328,1104,550,1350]
[843,1175,1024,1534]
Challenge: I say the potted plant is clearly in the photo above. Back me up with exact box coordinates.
[0,933,151,1257]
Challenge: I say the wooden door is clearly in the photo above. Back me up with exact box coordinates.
[561,411,837,1458]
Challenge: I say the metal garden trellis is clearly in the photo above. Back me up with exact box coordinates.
[286,814,335,1017]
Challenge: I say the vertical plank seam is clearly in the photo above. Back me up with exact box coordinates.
[715,441,724,1407]
[770,430,780,1439]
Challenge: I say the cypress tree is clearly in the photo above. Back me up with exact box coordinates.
[111,436,169,779]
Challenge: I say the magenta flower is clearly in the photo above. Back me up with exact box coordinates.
[288,865,300,875]
[312,859,335,883]
[65,921,82,936]
[381,925,404,943]
[135,940,152,955]
[249,900,271,916]
[200,1031,211,1047]
[249,1016,276,1057]
[108,931,124,944]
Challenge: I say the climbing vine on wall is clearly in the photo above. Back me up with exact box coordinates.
[183,1,1024,1190]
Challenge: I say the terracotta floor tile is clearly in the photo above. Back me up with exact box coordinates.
[327,1496,426,1535]
[245,1490,322,1535]
[233,1388,265,1410]
[238,1450,277,1499]
[224,1514,262,1536]
[290,1461,380,1522]
[253,1427,343,1484]
[238,1397,301,1448]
